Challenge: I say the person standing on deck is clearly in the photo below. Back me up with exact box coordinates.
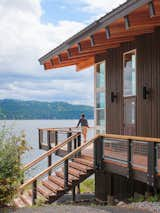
[76,113,89,143]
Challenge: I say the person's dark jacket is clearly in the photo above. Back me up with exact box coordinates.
[77,118,88,127]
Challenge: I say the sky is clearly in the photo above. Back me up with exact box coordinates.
[0,0,125,106]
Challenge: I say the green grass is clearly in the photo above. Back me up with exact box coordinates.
[80,178,95,193]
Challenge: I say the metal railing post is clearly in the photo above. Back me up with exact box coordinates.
[32,180,37,205]
[67,129,72,153]
[128,139,132,178]
[77,134,81,157]
[47,130,52,150]
[128,139,134,196]
[47,130,52,176]
[64,159,69,190]
[38,129,43,149]
[55,131,58,155]
[74,137,77,157]
[147,142,157,191]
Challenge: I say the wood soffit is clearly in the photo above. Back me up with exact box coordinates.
[39,0,160,71]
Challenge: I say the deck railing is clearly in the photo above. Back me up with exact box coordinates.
[98,134,160,189]
[19,132,98,204]
[19,131,160,205]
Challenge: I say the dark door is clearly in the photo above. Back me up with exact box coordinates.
[123,50,136,135]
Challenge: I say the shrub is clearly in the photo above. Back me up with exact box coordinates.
[0,125,29,207]
[80,178,95,193]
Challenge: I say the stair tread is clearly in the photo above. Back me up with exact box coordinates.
[14,197,26,208]
[55,171,78,182]
[42,179,63,193]
[69,161,92,172]
[81,155,93,161]
[49,175,71,188]
[37,185,55,198]
[20,193,32,206]
[67,167,86,178]
[73,158,93,167]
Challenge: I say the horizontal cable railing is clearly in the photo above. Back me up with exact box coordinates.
[101,134,160,188]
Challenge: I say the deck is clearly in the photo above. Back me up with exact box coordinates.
[15,127,160,207]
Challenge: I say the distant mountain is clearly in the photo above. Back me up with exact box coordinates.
[0,99,94,120]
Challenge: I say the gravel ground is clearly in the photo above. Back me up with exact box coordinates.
[0,205,151,213]
[122,202,160,213]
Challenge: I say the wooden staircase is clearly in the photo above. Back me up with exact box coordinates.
[14,129,96,208]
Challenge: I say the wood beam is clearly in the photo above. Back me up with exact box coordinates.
[148,1,156,17]
[58,55,62,63]
[50,58,54,66]
[105,26,111,39]
[90,35,95,46]
[67,49,72,58]
[77,43,82,52]
[124,15,130,30]
[76,57,95,72]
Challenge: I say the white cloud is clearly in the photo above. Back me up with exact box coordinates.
[0,0,125,105]
[0,0,85,76]
[80,0,126,13]
[0,69,94,105]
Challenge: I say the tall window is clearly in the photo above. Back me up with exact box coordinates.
[95,62,106,133]
[123,50,136,135]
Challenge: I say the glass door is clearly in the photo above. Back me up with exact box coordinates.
[123,50,136,135]
[95,62,106,133]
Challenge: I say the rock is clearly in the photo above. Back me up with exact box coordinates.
[117,201,126,207]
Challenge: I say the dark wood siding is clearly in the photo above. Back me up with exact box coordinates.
[95,27,160,137]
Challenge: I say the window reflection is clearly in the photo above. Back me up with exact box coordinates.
[96,62,105,89]
[123,52,136,97]
[96,92,105,108]
[95,62,106,133]
[123,50,136,135]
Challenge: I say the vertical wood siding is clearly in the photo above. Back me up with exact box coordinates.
[95,27,160,137]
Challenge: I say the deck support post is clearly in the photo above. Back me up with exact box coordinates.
[77,184,80,194]
[72,186,76,202]
[32,180,37,205]
[94,136,103,170]
[147,142,157,193]
[64,159,69,190]
[67,129,72,153]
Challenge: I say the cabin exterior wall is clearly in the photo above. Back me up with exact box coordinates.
[95,27,160,201]
[95,27,160,138]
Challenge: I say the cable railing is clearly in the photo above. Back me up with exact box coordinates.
[101,134,160,188]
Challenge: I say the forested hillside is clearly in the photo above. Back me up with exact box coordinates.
[0,99,93,120]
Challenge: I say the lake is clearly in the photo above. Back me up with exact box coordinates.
[0,120,94,178]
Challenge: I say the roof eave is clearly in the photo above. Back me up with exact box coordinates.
[39,0,151,65]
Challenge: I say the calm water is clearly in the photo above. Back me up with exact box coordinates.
[0,120,94,178]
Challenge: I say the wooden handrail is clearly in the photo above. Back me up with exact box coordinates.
[103,134,160,143]
[19,133,160,191]
[23,132,81,171]
[38,127,95,131]
[19,134,99,191]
